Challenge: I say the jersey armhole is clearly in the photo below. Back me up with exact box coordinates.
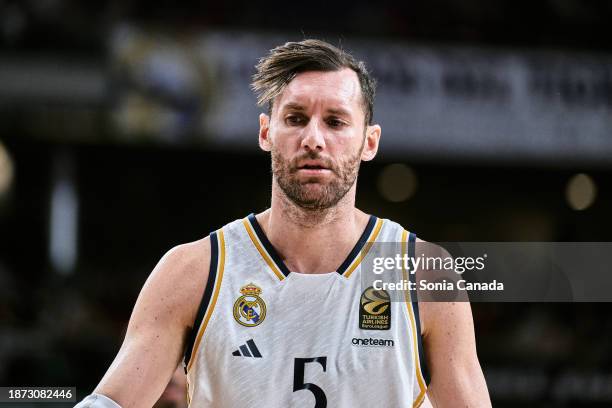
[408,231,431,386]
[183,230,220,372]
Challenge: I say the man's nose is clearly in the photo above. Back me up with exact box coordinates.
[300,118,326,152]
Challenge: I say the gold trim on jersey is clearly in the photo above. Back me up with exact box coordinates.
[186,228,226,373]
[401,229,428,407]
[242,218,286,281]
[342,218,384,278]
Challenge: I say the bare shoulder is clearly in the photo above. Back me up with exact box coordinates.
[414,236,449,258]
[158,237,211,280]
[145,236,212,330]
[413,237,472,337]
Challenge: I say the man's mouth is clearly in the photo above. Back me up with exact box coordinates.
[300,164,327,170]
[296,164,333,176]
[296,158,333,171]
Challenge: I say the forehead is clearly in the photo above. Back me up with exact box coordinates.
[274,68,363,115]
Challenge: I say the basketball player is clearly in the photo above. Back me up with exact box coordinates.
[76,40,491,407]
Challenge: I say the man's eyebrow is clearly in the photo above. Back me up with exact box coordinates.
[327,107,351,117]
[280,103,352,117]
[281,102,306,112]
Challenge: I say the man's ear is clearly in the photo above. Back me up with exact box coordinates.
[259,113,272,152]
[361,124,381,161]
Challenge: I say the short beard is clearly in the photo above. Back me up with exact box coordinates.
[271,147,362,211]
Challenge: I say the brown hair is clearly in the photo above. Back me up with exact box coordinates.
[251,39,376,125]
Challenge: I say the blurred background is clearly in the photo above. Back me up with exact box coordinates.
[1,0,611,407]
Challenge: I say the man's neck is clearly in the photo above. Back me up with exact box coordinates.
[254,183,371,274]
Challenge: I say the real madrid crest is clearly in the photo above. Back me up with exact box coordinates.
[233,283,267,327]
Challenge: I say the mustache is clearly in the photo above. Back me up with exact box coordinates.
[288,151,337,174]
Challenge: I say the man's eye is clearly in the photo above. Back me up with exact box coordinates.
[286,115,305,125]
[327,118,344,128]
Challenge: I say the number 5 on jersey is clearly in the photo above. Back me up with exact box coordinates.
[293,357,327,408]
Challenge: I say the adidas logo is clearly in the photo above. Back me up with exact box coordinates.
[232,339,262,358]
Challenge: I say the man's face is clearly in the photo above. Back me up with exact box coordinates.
[259,68,380,210]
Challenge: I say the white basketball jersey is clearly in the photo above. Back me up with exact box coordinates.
[183,214,429,408]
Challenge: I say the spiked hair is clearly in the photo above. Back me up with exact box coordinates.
[251,39,376,125]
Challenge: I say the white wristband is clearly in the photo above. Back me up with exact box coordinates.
[74,393,122,408]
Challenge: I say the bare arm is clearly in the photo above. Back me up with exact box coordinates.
[93,238,210,408]
[417,243,491,407]
[420,301,491,407]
